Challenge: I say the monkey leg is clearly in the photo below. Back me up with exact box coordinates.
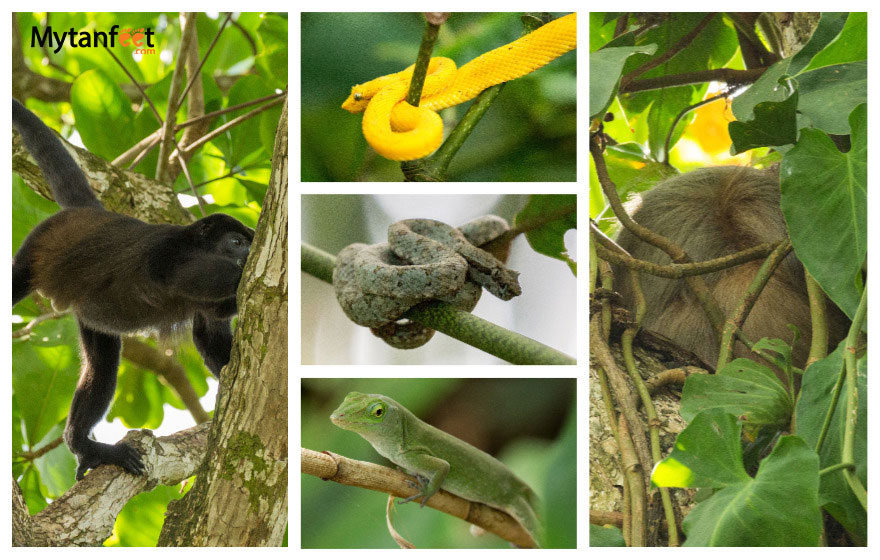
[192,312,233,376]
[65,321,145,480]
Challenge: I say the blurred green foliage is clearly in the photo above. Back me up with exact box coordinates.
[301,12,576,181]
[302,378,577,548]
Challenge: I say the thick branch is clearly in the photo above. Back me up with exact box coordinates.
[14,425,210,547]
[12,129,192,225]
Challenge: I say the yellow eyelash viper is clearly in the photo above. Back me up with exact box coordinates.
[341,13,577,161]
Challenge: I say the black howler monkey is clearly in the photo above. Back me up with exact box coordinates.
[12,99,255,480]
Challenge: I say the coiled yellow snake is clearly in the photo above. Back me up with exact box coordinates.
[341,13,577,161]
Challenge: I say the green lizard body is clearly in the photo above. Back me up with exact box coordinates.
[330,391,542,547]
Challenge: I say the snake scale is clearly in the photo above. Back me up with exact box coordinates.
[333,216,521,348]
[341,12,577,161]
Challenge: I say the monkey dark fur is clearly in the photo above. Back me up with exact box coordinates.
[12,99,254,479]
[612,166,848,370]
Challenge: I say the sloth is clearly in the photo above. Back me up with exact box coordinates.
[611,165,848,370]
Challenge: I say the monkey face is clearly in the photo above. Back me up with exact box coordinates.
[217,230,251,268]
[190,214,255,268]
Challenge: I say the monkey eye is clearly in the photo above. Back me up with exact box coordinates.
[353,92,363,101]
[231,237,241,246]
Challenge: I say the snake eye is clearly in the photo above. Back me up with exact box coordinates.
[354,92,363,101]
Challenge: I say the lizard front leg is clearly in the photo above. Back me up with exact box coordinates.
[398,452,450,507]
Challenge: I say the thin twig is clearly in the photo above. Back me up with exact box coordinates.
[17,436,64,461]
[176,97,285,155]
[620,67,765,94]
[156,12,198,181]
[175,12,233,108]
[403,13,559,181]
[302,448,537,548]
[12,311,67,338]
[620,13,715,89]
[126,135,161,170]
[112,92,286,169]
[177,92,287,128]
[662,91,734,164]
[103,31,207,214]
[405,18,441,108]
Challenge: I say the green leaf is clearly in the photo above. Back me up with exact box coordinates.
[796,62,866,135]
[110,484,185,546]
[728,90,798,153]
[110,363,165,430]
[622,14,737,79]
[19,468,49,515]
[70,69,137,160]
[788,13,850,74]
[589,12,623,52]
[646,85,698,160]
[32,423,77,498]
[590,524,626,547]
[589,44,657,118]
[800,13,867,72]
[780,104,866,318]
[731,59,793,122]
[591,149,676,217]
[652,409,750,489]
[215,75,275,167]
[795,342,867,543]
[515,194,577,275]
[752,337,795,367]
[255,13,289,89]
[679,358,793,429]
[11,317,80,446]
[681,436,821,546]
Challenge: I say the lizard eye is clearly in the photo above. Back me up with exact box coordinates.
[353,92,363,101]
[368,403,385,417]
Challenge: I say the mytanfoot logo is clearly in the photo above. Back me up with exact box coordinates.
[30,24,156,54]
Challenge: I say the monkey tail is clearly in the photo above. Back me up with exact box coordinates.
[12,99,102,209]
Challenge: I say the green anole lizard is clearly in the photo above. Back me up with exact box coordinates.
[330,391,542,547]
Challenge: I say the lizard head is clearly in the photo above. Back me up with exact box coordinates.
[330,392,400,435]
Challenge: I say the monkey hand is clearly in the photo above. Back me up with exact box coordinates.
[74,440,146,480]
[332,215,521,349]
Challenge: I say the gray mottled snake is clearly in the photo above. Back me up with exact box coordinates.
[333,216,521,348]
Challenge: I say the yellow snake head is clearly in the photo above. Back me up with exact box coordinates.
[341,86,371,113]
[342,71,408,113]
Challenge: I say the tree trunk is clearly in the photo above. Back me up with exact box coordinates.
[158,98,289,546]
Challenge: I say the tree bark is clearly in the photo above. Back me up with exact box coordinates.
[12,425,211,546]
[158,97,288,547]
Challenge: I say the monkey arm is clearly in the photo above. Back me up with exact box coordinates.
[192,313,233,376]
[165,255,244,302]
[65,322,145,480]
